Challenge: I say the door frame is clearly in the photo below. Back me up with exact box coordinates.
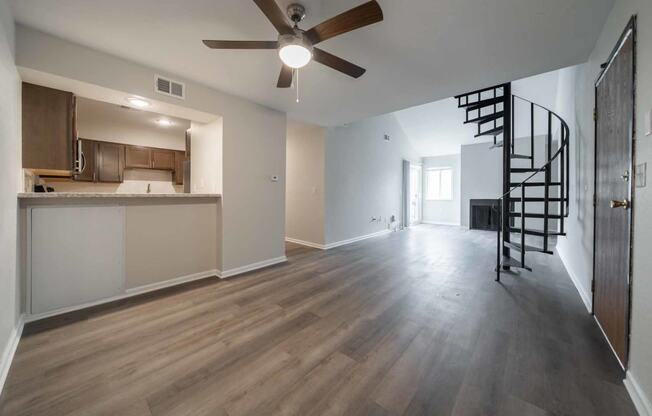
[591,15,637,369]
[409,164,423,225]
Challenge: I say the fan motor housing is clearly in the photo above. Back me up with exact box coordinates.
[277,31,313,52]
[287,3,306,23]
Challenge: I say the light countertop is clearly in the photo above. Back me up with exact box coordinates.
[18,192,221,199]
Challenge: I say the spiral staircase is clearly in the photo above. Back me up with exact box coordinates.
[454,83,570,281]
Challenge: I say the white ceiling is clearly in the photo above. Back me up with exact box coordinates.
[395,68,563,157]
[395,98,478,157]
[77,97,192,136]
[11,0,613,126]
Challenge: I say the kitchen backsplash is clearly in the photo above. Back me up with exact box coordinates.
[38,169,184,194]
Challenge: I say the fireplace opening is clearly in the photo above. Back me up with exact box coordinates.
[470,199,501,231]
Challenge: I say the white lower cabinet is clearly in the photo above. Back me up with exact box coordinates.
[29,206,125,315]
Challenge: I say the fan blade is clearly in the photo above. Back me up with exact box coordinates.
[203,40,278,49]
[253,0,294,35]
[305,1,383,45]
[313,48,366,78]
[277,65,294,88]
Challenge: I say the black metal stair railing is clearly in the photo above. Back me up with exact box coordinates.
[454,84,570,280]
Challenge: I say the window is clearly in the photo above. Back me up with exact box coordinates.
[425,168,453,200]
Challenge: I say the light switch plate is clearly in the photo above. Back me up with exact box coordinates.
[636,163,647,188]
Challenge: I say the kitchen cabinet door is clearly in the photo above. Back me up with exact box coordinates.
[152,149,175,170]
[22,83,74,174]
[75,139,96,182]
[125,146,151,169]
[97,142,124,183]
[174,151,186,185]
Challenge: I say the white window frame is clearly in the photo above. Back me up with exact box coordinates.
[425,167,453,201]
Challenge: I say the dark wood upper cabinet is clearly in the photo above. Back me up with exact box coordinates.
[151,149,175,170]
[75,139,96,182]
[97,142,124,183]
[125,146,151,169]
[74,140,185,184]
[22,83,74,174]
[174,151,186,185]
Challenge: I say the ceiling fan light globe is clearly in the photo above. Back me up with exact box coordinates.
[279,44,312,69]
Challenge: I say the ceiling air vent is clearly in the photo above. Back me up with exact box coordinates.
[154,74,185,99]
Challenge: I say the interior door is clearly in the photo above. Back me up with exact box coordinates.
[409,165,422,225]
[593,19,635,367]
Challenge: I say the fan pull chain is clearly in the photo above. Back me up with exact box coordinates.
[295,68,300,103]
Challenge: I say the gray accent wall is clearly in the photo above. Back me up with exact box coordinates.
[324,114,419,245]
[461,136,559,229]
[460,142,503,228]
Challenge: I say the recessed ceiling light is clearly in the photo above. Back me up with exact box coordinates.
[156,119,173,127]
[126,97,151,108]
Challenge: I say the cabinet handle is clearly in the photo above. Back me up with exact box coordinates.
[80,151,87,173]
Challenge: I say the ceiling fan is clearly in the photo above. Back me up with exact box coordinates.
[203,0,384,88]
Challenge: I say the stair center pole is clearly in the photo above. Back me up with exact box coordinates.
[502,83,512,268]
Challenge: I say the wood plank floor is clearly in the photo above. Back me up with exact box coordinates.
[0,225,638,416]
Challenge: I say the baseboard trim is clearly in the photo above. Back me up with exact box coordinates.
[26,270,219,323]
[593,315,626,370]
[557,245,592,313]
[125,270,219,295]
[625,371,652,416]
[285,237,326,250]
[323,229,391,250]
[0,314,25,397]
[421,221,461,226]
[219,256,288,279]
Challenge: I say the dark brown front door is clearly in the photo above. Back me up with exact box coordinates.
[593,18,635,367]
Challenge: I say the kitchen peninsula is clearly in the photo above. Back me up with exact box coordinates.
[19,192,221,319]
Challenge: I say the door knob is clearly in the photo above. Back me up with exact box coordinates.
[610,199,630,209]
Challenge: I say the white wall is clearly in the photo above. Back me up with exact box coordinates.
[555,0,652,412]
[190,119,222,195]
[15,25,286,276]
[286,120,325,246]
[324,113,420,244]
[0,0,22,392]
[512,69,562,138]
[553,64,594,310]
[422,155,461,225]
